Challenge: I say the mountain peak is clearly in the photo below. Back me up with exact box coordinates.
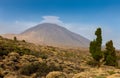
[2,23,90,48]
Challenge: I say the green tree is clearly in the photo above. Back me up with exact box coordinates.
[95,28,102,52]
[14,36,17,41]
[104,40,117,66]
[89,28,103,67]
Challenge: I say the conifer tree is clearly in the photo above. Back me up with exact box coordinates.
[89,28,103,66]
[14,36,17,41]
[104,40,117,66]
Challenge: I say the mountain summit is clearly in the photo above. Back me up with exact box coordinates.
[2,23,90,48]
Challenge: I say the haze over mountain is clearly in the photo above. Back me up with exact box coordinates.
[2,23,90,48]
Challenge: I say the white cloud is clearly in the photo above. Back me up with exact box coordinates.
[40,16,64,25]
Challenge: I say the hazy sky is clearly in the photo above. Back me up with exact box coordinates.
[0,0,120,48]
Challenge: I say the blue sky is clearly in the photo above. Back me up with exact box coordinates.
[0,0,120,48]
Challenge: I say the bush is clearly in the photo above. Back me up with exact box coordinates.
[0,46,10,56]
[36,62,63,77]
[39,53,48,59]
[107,70,115,75]
[0,42,32,56]
[20,62,62,77]
[15,47,31,56]
[20,62,40,76]
[22,40,26,42]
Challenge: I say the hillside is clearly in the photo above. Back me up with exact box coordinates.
[0,36,120,78]
[1,23,90,48]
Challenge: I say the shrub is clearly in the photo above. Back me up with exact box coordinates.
[40,54,47,59]
[20,62,40,76]
[0,42,32,56]
[107,70,115,75]
[36,62,62,77]
[15,47,31,56]
[0,46,10,56]
[22,40,26,42]
[20,62,62,77]
[30,52,48,59]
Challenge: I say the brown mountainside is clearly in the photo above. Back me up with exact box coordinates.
[2,23,90,48]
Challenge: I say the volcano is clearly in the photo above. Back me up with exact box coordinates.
[2,23,90,48]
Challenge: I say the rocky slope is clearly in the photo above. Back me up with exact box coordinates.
[0,36,120,78]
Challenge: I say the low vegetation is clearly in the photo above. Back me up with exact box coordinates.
[0,32,120,78]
